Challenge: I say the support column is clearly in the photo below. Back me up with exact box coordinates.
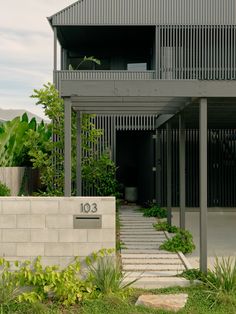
[199,98,208,273]
[166,123,172,225]
[179,114,186,229]
[155,129,162,207]
[76,111,82,196]
[53,27,57,85]
[64,98,72,196]
[155,26,160,79]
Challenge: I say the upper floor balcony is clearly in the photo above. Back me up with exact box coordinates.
[53,25,236,90]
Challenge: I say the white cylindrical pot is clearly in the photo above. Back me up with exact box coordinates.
[125,187,138,202]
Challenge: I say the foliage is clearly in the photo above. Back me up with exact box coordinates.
[0,181,11,196]
[0,258,22,310]
[82,152,119,197]
[29,83,118,196]
[160,229,196,254]
[86,249,135,297]
[0,256,95,307]
[0,113,50,167]
[69,56,101,70]
[204,257,236,307]
[153,221,180,233]
[180,268,205,281]
[142,205,167,218]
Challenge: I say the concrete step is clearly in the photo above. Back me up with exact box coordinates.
[123,277,191,289]
[122,238,165,242]
[121,253,179,258]
[123,270,182,277]
[121,249,166,254]
[123,242,162,246]
[122,258,182,265]
[123,264,185,271]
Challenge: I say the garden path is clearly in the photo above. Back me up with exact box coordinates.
[119,205,191,289]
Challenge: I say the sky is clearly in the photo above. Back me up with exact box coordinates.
[0,0,75,119]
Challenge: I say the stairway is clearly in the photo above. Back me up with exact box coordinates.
[119,206,191,289]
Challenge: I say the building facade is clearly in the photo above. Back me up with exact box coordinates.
[49,0,236,207]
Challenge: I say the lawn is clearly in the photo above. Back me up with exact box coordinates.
[3,286,236,314]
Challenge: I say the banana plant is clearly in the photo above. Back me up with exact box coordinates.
[0,113,51,167]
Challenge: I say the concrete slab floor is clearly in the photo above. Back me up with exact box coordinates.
[172,211,236,270]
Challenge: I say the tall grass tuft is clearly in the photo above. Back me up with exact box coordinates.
[204,257,236,307]
[87,254,136,296]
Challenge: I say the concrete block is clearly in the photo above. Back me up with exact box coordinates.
[59,257,76,268]
[102,215,115,228]
[2,200,30,214]
[0,201,2,213]
[45,243,73,256]
[39,257,60,267]
[46,215,73,229]
[31,200,59,214]
[2,229,30,242]
[87,229,115,243]
[59,229,87,242]
[0,215,16,228]
[17,243,44,257]
[101,242,116,250]
[59,199,81,214]
[31,230,58,243]
[0,243,16,257]
[73,243,103,257]
[17,215,45,229]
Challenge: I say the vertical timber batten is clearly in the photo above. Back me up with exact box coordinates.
[179,114,186,229]
[200,98,208,273]
[53,27,57,84]
[166,122,172,225]
[64,98,72,196]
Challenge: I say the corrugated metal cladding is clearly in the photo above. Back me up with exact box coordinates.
[51,0,236,25]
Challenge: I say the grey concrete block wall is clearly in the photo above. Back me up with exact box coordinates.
[0,197,116,267]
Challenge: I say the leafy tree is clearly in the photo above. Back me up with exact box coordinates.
[27,83,118,196]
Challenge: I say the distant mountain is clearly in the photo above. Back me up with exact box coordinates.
[0,108,49,123]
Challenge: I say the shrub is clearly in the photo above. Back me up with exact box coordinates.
[86,249,135,296]
[0,258,21,308]
[160,229,195,254]
[204,257,236,307]
[180,268,205,281]
[0,181,11,196]
[143,206,167,218]
[154,221,180,233]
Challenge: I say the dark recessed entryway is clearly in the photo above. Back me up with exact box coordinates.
[116,130,154,204]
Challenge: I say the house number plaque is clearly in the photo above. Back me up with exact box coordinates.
[80,203,98,213]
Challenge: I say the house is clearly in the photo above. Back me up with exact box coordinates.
[48,0,236,271]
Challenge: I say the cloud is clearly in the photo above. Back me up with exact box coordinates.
[0,0,75,118]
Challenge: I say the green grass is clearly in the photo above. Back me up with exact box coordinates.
[4,286,236,314]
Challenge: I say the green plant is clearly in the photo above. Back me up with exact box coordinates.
[204,257,236,307]
[0,181,11,196]
[0,258,23,313]
[82,152,119,196]
[179,268,205,281]
[143,205,167,218]
[86,249,135,296]
[69,56,101,70]
[0,113,49,168]
[29,83,118,197]
[154,221,180,233]
[160,229,195,254]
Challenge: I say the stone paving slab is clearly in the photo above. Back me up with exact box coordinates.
[121,253,179,258]
[122,258,183,265]
[123,264,185,271]
[119,206,192,289]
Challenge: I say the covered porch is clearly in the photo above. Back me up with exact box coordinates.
[62,79,236,272]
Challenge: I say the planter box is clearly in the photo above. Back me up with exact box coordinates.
[0,167,25,196]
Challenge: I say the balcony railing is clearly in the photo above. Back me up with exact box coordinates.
[54,69,236,89]
[55,70,156,83]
